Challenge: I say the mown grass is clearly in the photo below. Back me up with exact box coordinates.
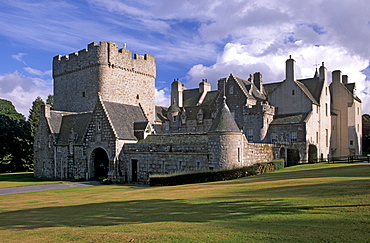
[0,172,67,189]
[0,163,369,242]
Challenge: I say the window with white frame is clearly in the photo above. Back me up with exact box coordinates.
[290,131,297,143]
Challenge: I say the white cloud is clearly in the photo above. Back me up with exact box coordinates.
[11,53,27,65]
[23,67,52,77]
[186,42,370,113]
[155,88,170,107]
[0,71,52,117]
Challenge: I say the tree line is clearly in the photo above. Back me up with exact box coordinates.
[0,95,53,172]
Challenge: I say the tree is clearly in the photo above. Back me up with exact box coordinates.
[362,114,370,152]
[0,99,33,172]
[46,94,54,109]
[0,99,25,121]
[28,96,45,138]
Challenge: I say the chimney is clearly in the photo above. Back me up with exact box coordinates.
[171,79,185,107]
[342,75,348,84]
[285,55,296,81]
[40,104,51,118]
[253,72,263,93]
[319,62,327,81]
[332,70,342,83]
[199,79,211,93]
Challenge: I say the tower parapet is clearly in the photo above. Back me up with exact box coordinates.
[53,41,156,79]
[53,41,156,123]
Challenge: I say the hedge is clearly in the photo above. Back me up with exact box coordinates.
[149,159,284,186]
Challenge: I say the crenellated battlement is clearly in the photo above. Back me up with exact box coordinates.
[53,41,156,78]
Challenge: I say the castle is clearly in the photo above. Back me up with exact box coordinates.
[34,41,362,183]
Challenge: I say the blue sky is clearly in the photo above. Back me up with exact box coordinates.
[0,0,369,116]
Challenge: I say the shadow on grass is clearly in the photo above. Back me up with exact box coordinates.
[0,198,311,230]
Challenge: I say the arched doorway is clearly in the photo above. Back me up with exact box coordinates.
[91,148,109,179]
[279,147,285,159]
[308,144,318,163]
[280,147,286,166]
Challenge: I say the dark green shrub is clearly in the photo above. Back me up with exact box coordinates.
[287,149,300,166]
[149,160,285,186]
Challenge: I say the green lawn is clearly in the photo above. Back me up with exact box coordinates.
[0,163,369,242]
[0,172,67,189]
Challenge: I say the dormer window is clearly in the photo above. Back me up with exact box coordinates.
[181,111,187,125]
[197,109,205,123]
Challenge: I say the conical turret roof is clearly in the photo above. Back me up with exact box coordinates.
[209,98,240,133]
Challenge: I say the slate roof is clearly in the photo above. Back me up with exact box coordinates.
[264,82,282,95]
[134,121,149,131]
[270,113,310,125]
[102,101,147,140]
[209,100,240,133]
[183,89,201,107]
[344,83,361,102]
[56,112,92,145]
[298,77,323,104]
[48,110,77,134]
[230,74,266,100]
[155,106,168,122]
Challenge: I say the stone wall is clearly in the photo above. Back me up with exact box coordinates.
[33,106,55,179]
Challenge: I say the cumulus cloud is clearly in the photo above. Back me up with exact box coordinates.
[0,72,52,117]
[155,88,170,107]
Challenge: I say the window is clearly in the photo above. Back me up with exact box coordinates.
[325,103,328,116]
[97,121,102,131]
[69,142,73,155]
[290,131,297,143]
[316,132,319,144]
[350,140,354,146]
[271,132,278,143]
[247,128,253,142]
[229,85,234,94]
[82,92,86,97]
[178,161,182,170]
[238,148,241,162]
[136,94,140,99]
[292,89,295,95]
[325,129,328,147]
[325,87,328,96]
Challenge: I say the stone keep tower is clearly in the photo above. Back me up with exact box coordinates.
[53,41,156,123]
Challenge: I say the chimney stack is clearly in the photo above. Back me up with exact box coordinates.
[286,55,296,81]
